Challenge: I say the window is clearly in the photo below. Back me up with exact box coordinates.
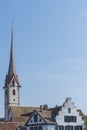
[74,126,82,130]
[5,90,7,96]
[30,126,42,130]
[39,118,41,122]
[65,126,73,130]
[64,116,69,122]
[10,117,12,122]
[12,80,15,86]
[34,114,38,122]
[68,108,71,113]
[34,127,37,130]
[59,126,64,130]
[31,120,33,123]
[39,126,42,130]
[13,89,16,95]
[64,116,77,122]
[13,99,15,101]
[30,127,33,130]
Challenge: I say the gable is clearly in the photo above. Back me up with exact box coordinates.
[56,98,84,125]
[27,111,46,126]
[9,75,19,87]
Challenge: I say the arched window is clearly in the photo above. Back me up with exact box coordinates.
[13,89,16,95]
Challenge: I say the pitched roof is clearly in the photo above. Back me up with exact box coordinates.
[4,25,20,88]
[9,106,40,126]
[10,106,40,117]
[48,106,62,117]
[77,109,85,120]
[8,25,16,78]
[38,110,56,125]
[0,122,18,130]
[25,109,57,126]
[9,105,86,127]
[10,106,57,126]
[11,116,28,126]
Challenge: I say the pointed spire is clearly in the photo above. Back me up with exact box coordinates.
[8,24,16,78]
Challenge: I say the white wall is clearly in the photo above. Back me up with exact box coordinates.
[27,125,56,130]
[47,125,56,130]
[27,112,45,125]
[8,87,20,105]
[27,111,56,130]
[4,79,20,121]
[55,98,84,128]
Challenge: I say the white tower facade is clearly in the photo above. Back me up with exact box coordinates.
[3,26,21,121]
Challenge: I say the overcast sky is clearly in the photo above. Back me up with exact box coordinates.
[0,0,87,117]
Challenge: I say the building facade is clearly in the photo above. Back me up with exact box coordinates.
[25,110,56,130]
[25,98,85,130]
[55,98,85,130]
[0,27,86,130]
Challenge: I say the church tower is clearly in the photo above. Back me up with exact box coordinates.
[3,26,21,121]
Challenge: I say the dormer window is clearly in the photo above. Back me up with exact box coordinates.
[34,114,38,122]
[39,118,41,122]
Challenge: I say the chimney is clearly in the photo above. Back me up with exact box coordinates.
[40,105,42,112]
[43,104,48,110]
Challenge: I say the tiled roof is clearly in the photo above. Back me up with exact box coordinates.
[38,110,56,125]
[8,26,16,79]
[10,105,86,127]
[10,106,57,125]
[9,106,41,127]
[11,116,28,126]
[48,106,62,117]
[25,109,57,126]
[77,109,85,120]
[10,106,40,117]
[0,122,18,130]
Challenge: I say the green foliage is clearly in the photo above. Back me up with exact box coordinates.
[85,120,87,130]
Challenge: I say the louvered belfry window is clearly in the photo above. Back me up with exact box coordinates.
[13,89,16,95]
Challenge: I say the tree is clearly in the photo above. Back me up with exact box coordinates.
[84,120,87,130]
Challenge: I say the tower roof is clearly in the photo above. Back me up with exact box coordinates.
[4,25,21,87]
[8,25,16,78]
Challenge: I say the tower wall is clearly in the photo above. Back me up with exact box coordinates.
[4,85,20,121]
